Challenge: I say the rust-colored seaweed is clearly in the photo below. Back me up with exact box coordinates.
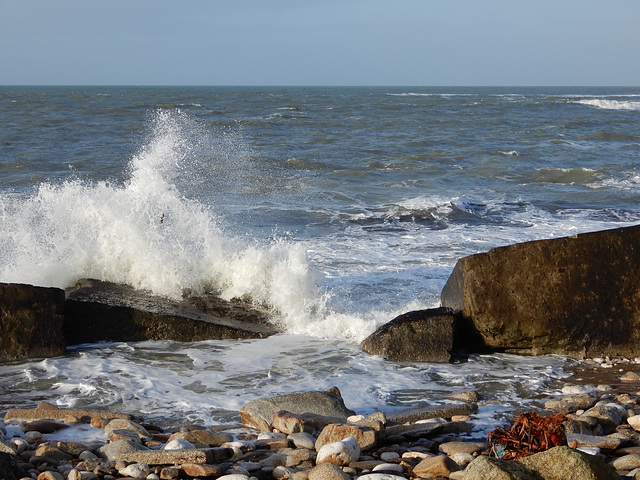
[487,411,568,460]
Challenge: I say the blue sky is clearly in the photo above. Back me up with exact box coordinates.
[1,0,638,86]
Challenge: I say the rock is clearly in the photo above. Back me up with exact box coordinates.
[104,419,150,438]
[308,462,350,480]
[167,430,233,446]
[34,445,72,463]
[627,414,640,431]
[22,420,69,434]
[372,463,403,473]
[379,452,400,462]
[412,454,460,478]
[438,441,487,455]
[0,283,66,361]
[97,439,151,461]
[116,447,233,466]
[37,472,64,480]
[357,475,406,480]
[272,411,314,434]
[163,438,195,450]
[610,453,640,471]
[0,439,14,455]
[519,445,620,480]
[441,224,640,358]
[117,462,149,478]
[315,437,360,466]
[288,432,317,450]
[4,403,130,422]
[0,452,22,480]
[63,278,277,345]
[450,391,481,402]
[180,463,223,478]
[315,423,379,451]
[359,307,455,362]
[462,455,537,480]
[239,387,355,432]
[450,452,475,467]
[567,433,623,451]
[582,402,627,434]
[545,394,599,413]
[386,402,477,424]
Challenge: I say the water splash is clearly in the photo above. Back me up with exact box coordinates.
[0,109,331,334]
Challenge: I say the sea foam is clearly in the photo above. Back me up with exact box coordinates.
[0,109,331,335]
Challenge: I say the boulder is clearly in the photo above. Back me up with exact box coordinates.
[519,445,620,480]
[239,387,355,432]
[441,225,640,358]
[315,423,380,451]
[0,283,66,361]
[63,278,278,344]
[359,307,455,362]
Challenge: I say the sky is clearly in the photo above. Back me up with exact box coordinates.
[1,0,638,86]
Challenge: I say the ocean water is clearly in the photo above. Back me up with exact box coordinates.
[1,86,639,433]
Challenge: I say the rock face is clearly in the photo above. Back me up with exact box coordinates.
[0,283,66,361]
[441,225,640,359]
[239,387,355,432]
[63,278,278,345]
[359,308,455,363]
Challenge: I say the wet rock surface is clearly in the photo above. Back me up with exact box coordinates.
[6,372,640,480]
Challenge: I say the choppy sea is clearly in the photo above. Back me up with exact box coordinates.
[1,86,639,433]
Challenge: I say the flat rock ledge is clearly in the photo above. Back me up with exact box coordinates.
[8,381,640,480]
[0,278,279,361]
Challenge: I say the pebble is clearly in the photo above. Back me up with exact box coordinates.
[6,366,640,480]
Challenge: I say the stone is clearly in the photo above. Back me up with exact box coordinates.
[379,452,400,462]
[37,472,64,480]
[217,475,250,480]
[610,453,640,471]
[582,402,626,434]
[167,429,232,446]
[315,437,360,466]
[567,433,623,450]
[372,463,403,473]
[544,393,599,413]
[450,452,475,467]
[273,411,314,434]
[315,423,379,451]
[23,420,70,434]
[4,404,130,422]
[356,475,406,480]
[0,439,14,455]
[239,387,355,432]
[117,462,149,478]
[180,463,223,477]
[63,278,277,345]
[0,452,21,480]
[462,455,536,480]
[0,283,66,361]
[628,414,640,431]
[438,441,487,455]
[34,445,72,463]
[288,432,317,450]
[383,422,443,439]
[411,454,460,478]
[386,402,477,424]
[308,462,350,480]
[116,447,233,466]
[105,419,150,438]
[97,439,151,461]
[159,467,180,480]
[450,391,480,402]
[163,438,195,450]
[519,445,620,480]
[359,307,455,362]
[441,224,640,358]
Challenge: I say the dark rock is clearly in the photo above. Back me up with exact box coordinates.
[0,283,66,361]
[239,387,355,432]
[441,225,640,358]
[0,452,23,480]
[359,307,455,363]
[63,278,278,344]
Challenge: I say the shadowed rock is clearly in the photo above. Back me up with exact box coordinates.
[359,307,455,362]
[441,225,640,359]
[0,283,66,361]
[63,278,278,344]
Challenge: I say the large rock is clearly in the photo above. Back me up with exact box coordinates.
[441,225,640,358]
[359,307,455,362]
[462,446,619,480]
[0,283,66,361]
[239,387,355,432]
[63,279,278,344]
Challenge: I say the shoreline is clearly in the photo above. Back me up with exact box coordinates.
[2,361,640,480]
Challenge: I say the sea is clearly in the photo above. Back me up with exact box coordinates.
[1,86,639,435]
